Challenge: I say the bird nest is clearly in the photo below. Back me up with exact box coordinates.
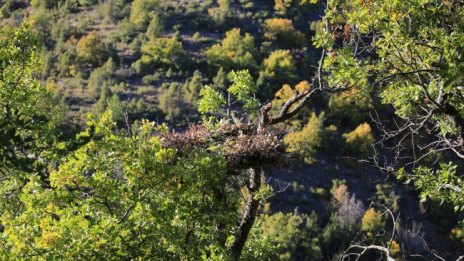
[159,123,285,173]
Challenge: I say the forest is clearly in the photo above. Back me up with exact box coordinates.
[0,0,464,260]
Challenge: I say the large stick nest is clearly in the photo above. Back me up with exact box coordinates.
[159,123,285,173]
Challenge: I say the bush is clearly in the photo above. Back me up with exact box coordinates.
[106,94,125,121]
[207,0,231,26]
[130,0,161,30]
[111,18,138,44]
[328,88,372,124]
[272,81,310,111]
[258,49,298,95]
[87,58,117,97]
[243,211,323,260]
[263,18,306,49]
[450,222,464,251]
[338,194,365,227]
[310,187,330,199]
[284,112,325,164]
[332,183,348,204]
[274,0,314,16]
[142,74,160,85]
[78,0,97,6]
[158,82,186,122]
[343,122,374,157]
[361,208,385,237]
[140,36,185,69]
[76,31,112,67]
[320,213,356,258]
[183,70,204,106]
[145,13,164,40]
[205,28,258,71]
[374,184,400,213]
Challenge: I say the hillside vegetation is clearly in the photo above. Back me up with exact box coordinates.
[1,0,464,260]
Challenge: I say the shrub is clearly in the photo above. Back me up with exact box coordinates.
[207,0,231,26]
[338,194,365,228]
[274,0,315,16]
[272,81,310,111]
[284,112,325,164]
[258,49,297,94]
[310,187,330,199]
[106,94,125,121]
[212,67,227,91]
[87,58,117,97]
[450,222,464,251]
[94,84,111,116]
[320,213,356,258]
[112,18,138,44]
[361,208,385,237]
[158,83,185,121]
[244,211,322,260]
[145,13,164,40]
[184,70,203,106]
[130,0,161,30]
[375,184,400,213]
[263,18,306,48]
[140,36,185,69]
[205,28,258,71]
[78,0,97,6]
[76,31,111,67]
[328,88,372,124]
[30,0,60,9]
[26,6,53,39]
[332,184,348,204]
[389,240,401,257]
[343,122,375,157]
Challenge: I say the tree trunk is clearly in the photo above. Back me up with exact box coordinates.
[230,167,262,260]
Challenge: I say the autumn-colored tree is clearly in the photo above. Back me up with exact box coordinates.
[361,208,385,238]
[208,0,231,26]
[76,31,111,67]
[263,18,306,48]
[284,112,325,164]
[342,122,374,157]
[130,0,162,30]
[258,49,298,94]
[205,28,258,72]
[274,0,317,16]
[272,81,311,111]
[140,35,184,69]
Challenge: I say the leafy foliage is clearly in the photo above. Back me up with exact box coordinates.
[398,163,464,212]
[76,31,112,67]
[227,70,260,109]
[140,36,184,69]
[361,208,385,237]
[0,26,61,173]
[130,0,162,30]
[0,112,240,259]
[258,49,297,93]
[244,211,323,260]
[263,18,306,49]
[284,112,325,163]
[198,85,226,115]
[342,123,374,157]
[205,28,258,71]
